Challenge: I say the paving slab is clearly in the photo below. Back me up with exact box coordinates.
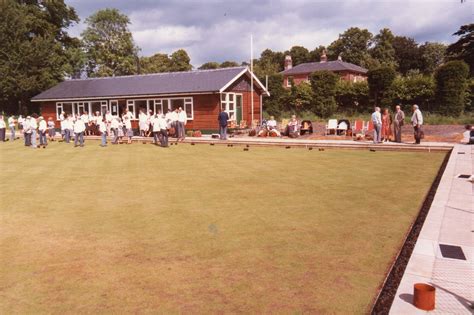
[390,144,473,315]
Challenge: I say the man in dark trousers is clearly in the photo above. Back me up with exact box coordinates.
[217,110,229,140]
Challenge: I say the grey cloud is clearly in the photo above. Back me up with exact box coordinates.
[65,0,472,66]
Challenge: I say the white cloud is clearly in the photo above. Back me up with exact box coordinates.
[65,0,472,67]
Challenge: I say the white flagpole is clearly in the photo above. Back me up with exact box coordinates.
[250,34,254,125]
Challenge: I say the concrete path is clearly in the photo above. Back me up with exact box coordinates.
[390,144,473,314]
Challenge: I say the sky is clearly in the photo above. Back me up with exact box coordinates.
[65,0,472,67]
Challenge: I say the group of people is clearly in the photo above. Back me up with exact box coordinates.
[1,106,189,149]
[371,104,423,144]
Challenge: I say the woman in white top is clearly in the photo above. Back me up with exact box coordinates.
[99,118,107,147]
[29,115,38,149]
[47,117,55,141]
[73,116,86,147]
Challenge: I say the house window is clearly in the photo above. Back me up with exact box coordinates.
[126,100,137,119]
[110,100,119,115]
[55,102,74,120]
[286,76,293,87]
[221,93,241,121]
[90,101,108,115]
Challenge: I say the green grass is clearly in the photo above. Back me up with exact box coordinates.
[0,141,445,314]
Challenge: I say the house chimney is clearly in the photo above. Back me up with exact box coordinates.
[284,55,292,70]
[320,50,328,63]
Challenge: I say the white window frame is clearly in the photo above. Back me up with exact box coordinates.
[221,93,241,121]
[286,76,293,87]
[110,100,119,116]
[55,103,63,120]
[126,100,137,119]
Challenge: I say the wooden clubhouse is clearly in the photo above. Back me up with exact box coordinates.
[31,67,269,132]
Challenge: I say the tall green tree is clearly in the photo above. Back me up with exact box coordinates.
[286,46,310,66]
[309,71,339,117]
[327,27,373,67]
[254,49,283,79]
[434,60,469,116]
[446,24,474,76]
[82,8,139,77]
[392,36,421,75]
[419,42,446,75]
[309,45,326,62]
[168,49,192,71]
[140,53,171,74]
[367,66,396,107]
[220,61,239,68]
[0,0,79,114]
[262,74,289,117]
[198,62,221,70]
[370,28,398,69]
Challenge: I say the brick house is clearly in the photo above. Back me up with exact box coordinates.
[281,52,368,88]
[31,67,268,132]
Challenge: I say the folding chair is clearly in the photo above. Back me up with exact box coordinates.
[352,120,364,139]
[326,119,338,135]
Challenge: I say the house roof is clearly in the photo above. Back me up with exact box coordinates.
[280,60,368,76]
[32,67,268,102]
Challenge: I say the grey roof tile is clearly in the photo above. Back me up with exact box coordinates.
[32,67,247,101]
[280,60,368,75]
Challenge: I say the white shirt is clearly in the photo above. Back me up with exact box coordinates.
[18,117,25,125]
[23,119,31,133]
[66,118,74,130]
[111,118,119,129]
[151,116,161,132]
[170,111,178,122]
[178,111,187,123]
[59,114,65,121]
[73,120,86,133]
[99,121,107,133]
[411,109,423,126]
[105,113,113,123]
[371,111,382,125]
[158,116,168,130]
[81,114,89,123]
[8,117,15,127]
[29,118,37,129]
[124,119,132,129]
[0,119,5,128]
[267,120,277,128]
[38,120,47,131]
[139,113,147,123]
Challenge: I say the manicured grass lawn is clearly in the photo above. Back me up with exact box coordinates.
[0,140,445,313]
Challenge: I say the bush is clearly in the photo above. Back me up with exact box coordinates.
[434,60,469,116]
[367,66,396,107]
[389,75,435,111]
[335,80,370,113]
[288,82,313,112]
[309,71,339,117]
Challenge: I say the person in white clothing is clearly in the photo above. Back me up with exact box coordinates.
[38,116,47,148]
[110,116,120,144]
[73,116,86,147]
[411,104,423,144]
[170,108,178,137]
[47,117,56,141]
[105,110,113,136]
[0,115,6,142]
[138,109,148,137]
[177,107,187,141]
[99,118,107,147]
[23,116,31,146]
[165,109,173,129]
[151,113,161,145]
[18,115,25,135]
[8,115,16,141]
[29,114,38,149]
[157,113,169,147]
[371,107,382,144]
[81,111,90,135]
[124,115,133,144]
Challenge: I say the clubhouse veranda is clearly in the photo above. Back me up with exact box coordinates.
[32,67,269,132]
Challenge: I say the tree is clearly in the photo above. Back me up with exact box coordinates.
[0,0,79,114]
[198,62,220,70]
[309,71,339,117]
[389,75,435,111]
[140,53,171,74]
[262,74,289,117]
[286,46,310,66]
[220,61,239,68]
[327,27,373,67]
[289,82,313,112]
[434,60,469,116]
[446,24,474,76]
[419,42,446,75]
[367,66,396,107]
[392,36,421,75]
[82,8,139,77]
[168,49,192,71]
[309,45,326,62]
[254,49,284,79]
[370,28,398,69]
[335,80,370,113]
